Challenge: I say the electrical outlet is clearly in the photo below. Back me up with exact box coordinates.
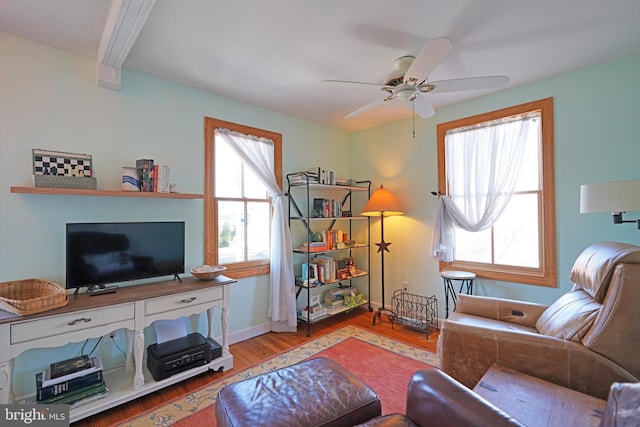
[402,281,408,289]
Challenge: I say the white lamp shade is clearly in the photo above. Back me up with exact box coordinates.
[580,180,640,213]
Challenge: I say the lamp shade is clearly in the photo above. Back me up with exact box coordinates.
[362,185,404,217]
[580,180,640,213]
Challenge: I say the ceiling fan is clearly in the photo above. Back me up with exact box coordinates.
[323,37,510,120]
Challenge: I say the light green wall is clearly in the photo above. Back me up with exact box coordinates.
[0,32,351,397]
[350,53,640,308]
[2,30,640,396]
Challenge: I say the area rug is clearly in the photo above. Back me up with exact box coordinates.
[117,325,439,426]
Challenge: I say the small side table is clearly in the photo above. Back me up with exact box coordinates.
[441,270,476,318]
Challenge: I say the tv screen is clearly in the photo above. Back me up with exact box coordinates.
[66,221,185,290]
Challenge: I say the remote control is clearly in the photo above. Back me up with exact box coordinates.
[89,288,117,296]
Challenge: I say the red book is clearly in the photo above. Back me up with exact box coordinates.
[153,164,159,192]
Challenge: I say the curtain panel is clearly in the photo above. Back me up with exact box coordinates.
[432,113,536,261]
[216,128,297,329]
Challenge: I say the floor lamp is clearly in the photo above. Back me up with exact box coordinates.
[362,185,404,325]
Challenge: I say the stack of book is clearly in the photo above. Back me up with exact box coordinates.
[312,198,342,218]
[298,241,327,253]
[135,159,172,193]
[36,355,108,408]
[299,295,327,320]
[324,286,359,304]
[312,254,335,284]
[323,291,344,308]
[289,172,319,185]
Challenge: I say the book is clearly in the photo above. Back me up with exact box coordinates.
[313,198,325,217]
[40,356,103,388]
[298,242,327,252]
[301,262,318,285]
[289,172,318,184]
[312,254,334,283]
[39,380,107,404]
[136,158,154,192]
[160,165,172,193]
[49,355,92,379]
[68,387,110,409]
[153,164,159,191]
[36,368,104,401]
[323,293,344,307]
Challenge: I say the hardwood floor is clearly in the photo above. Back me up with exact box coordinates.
[72,307,439,426]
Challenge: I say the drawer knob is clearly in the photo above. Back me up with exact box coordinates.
[68,317,92,325]
[180,297,197,303]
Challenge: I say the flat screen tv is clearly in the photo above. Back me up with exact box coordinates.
[66,221,185,295]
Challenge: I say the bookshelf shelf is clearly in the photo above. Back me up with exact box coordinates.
[10,186,204,199]
[296,299,369,323]
[287,172,372,336]
[292,243,369,254]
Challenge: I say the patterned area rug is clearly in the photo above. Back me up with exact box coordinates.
[117,325,439,426]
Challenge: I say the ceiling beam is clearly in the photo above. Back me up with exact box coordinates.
[97,0,156,90]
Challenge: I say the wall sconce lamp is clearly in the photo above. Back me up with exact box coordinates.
[580,179,640,229]
[361,185,404,325]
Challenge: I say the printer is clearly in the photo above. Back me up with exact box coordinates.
[147,332,222,381]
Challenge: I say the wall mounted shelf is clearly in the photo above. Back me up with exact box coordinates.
[10,186,204,199]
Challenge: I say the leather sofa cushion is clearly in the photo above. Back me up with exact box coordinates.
[570,241,640,302]
[535,289,600,341]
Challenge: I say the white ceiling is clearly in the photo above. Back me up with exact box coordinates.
[2,0,640,132]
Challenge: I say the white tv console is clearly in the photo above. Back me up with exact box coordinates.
[0,275,235,422]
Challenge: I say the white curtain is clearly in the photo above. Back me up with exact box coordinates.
[431,114,535,261]
[216,128,297,330]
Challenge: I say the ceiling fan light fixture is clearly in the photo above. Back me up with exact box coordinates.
[384,56,415,86]
[394,85,418,101]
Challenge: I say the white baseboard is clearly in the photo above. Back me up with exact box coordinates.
[227,321,272,345]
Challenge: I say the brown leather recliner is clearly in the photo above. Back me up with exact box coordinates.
[355,369,523,427]
[438,241,640,399]
[355,369,640,427]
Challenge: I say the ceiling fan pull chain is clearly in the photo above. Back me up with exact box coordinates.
[412,101,416,138]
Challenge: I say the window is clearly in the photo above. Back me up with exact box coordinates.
[436,98,556,286]
[204,117,282,279]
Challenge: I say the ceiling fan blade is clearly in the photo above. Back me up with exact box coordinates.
[409,93,435,119]
[429,75,510,93]
[404,37,452,84]
[321,79,383,89]
[345,98,387,119]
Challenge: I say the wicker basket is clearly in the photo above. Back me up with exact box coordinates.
[0,279,69,316]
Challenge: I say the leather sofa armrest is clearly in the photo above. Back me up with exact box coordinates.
[405,369,523,427]
[456,294,548,328]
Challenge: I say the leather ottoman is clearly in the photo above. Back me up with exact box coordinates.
[215,357,381,427]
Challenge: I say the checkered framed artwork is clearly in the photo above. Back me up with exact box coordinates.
[32,149,93,178]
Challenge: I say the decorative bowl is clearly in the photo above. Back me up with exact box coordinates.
[190,265,227,280]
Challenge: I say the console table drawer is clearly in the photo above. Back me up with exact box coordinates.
[145,286,224,316]
[10,304,135,344]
